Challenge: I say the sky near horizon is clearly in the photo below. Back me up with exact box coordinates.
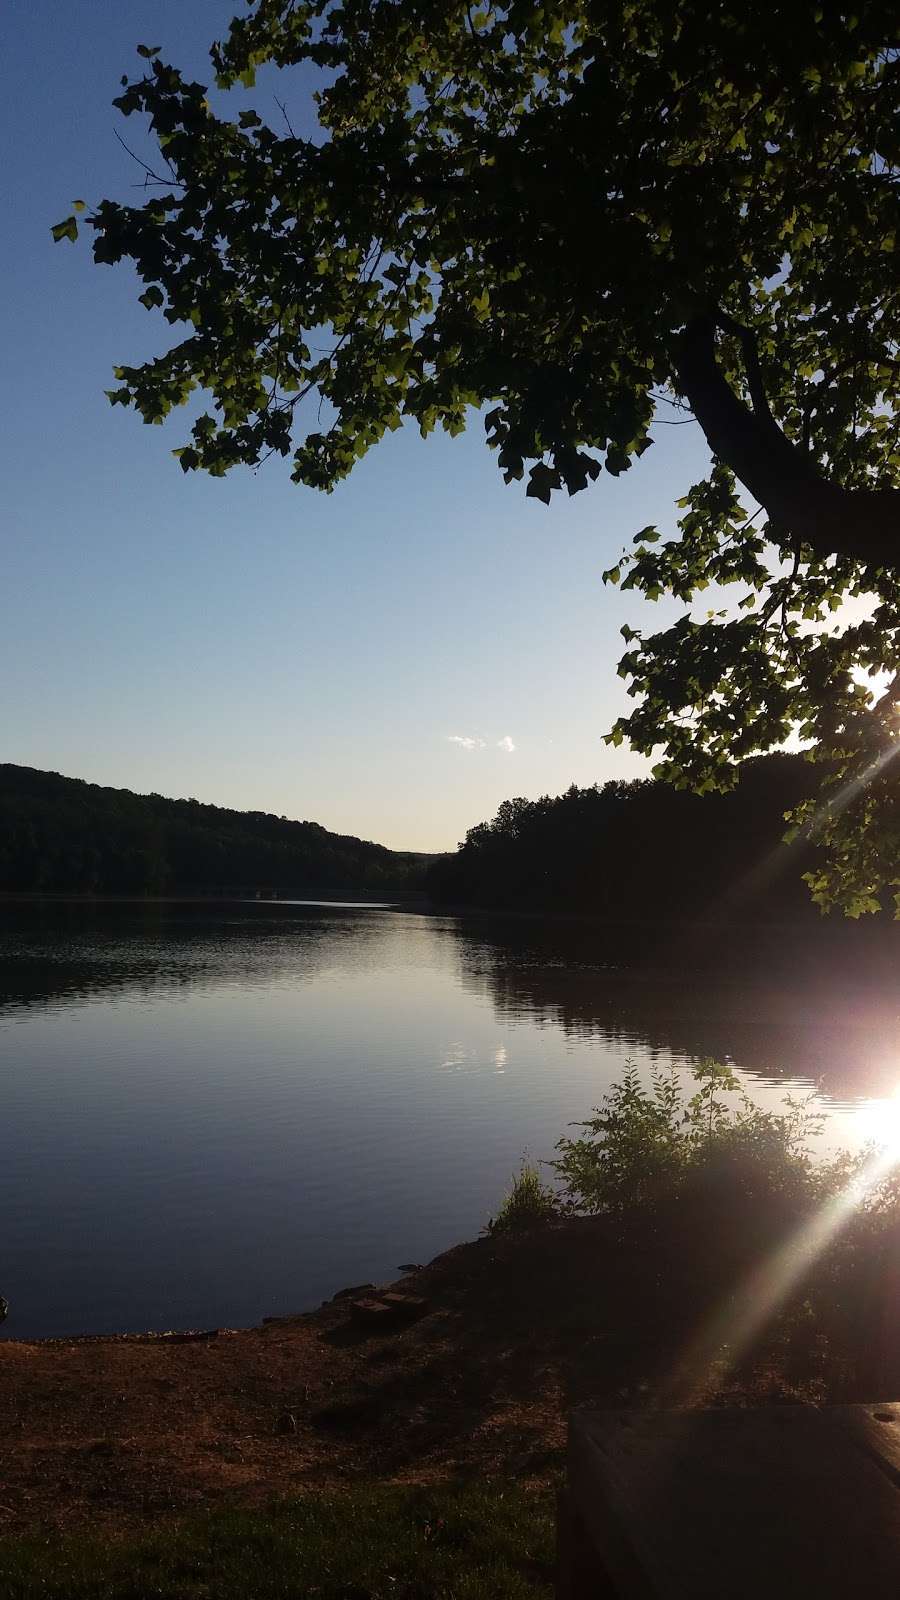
[3,1,717,853]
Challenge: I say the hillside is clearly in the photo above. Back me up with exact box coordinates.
[0,765,430,898]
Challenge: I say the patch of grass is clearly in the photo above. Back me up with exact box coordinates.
[486,1159,559,1235]
[0,1482,554,1600]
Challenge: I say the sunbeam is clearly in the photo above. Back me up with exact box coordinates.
[713,737,900,915]
[664,1126,900,1407]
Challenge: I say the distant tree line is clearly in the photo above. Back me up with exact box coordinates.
[425,755,831,923]
[0,766,429,898]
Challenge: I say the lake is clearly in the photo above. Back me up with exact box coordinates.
[2,899,900,1339]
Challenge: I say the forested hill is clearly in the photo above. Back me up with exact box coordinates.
[425,755,829,923]
[0,765,430,897]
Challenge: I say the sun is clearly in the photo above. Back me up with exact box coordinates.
[855,1087,900,1158]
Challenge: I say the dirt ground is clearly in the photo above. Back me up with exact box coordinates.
[0,1209,877,1535]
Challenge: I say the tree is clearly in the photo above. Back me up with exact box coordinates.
[54,2,900,911]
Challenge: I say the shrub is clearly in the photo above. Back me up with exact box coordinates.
[552,1060,826,1215]
[487,1158,560,1234]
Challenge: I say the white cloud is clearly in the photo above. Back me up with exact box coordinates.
[446,734,486,751]
[445,733,516,752]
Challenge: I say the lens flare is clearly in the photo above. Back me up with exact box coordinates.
[664,1110,900,1407]
[854,1088,900,1157]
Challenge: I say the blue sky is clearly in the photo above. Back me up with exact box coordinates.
[3,1,716,852]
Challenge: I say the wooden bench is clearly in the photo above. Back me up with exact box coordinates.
[558,1406,900,1597]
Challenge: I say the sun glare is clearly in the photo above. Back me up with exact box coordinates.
[664,1083,900,1406]
[855,1087,900,1157]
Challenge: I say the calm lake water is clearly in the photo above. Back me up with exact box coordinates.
[2,900,900,1339]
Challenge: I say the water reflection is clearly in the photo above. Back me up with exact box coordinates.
[1,901,392,1013]
[4,901,900,1099]
[1,901,899,1339]
[444,916,900,1103]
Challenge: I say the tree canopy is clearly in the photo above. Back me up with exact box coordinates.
[55,2,900,911]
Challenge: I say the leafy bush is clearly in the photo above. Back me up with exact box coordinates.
[487,1158,560,1234]
[552,1060,826,1215]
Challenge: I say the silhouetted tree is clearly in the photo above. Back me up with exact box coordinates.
[426,754,825,921]
[54,3,900,907]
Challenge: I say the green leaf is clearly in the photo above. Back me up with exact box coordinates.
[51,216,78,244]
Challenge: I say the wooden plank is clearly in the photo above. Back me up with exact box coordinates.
[569,1408,900,1597]
[830,1403,900,1486]
[347,1293,429,1328]
[556,1487,620,1600]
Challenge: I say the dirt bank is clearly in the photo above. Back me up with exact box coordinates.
[0,1207,885,1536]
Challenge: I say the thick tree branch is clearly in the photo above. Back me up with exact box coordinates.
[676,316,900,569]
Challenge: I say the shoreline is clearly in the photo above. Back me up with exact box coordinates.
[6,888,897,938]
[0,890,427,907]
[0,1195,897,1537]
[0,1229,561,1533]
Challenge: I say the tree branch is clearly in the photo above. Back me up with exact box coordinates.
[676,316,900,569]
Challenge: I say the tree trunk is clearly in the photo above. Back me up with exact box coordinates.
[675,317,900,569]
